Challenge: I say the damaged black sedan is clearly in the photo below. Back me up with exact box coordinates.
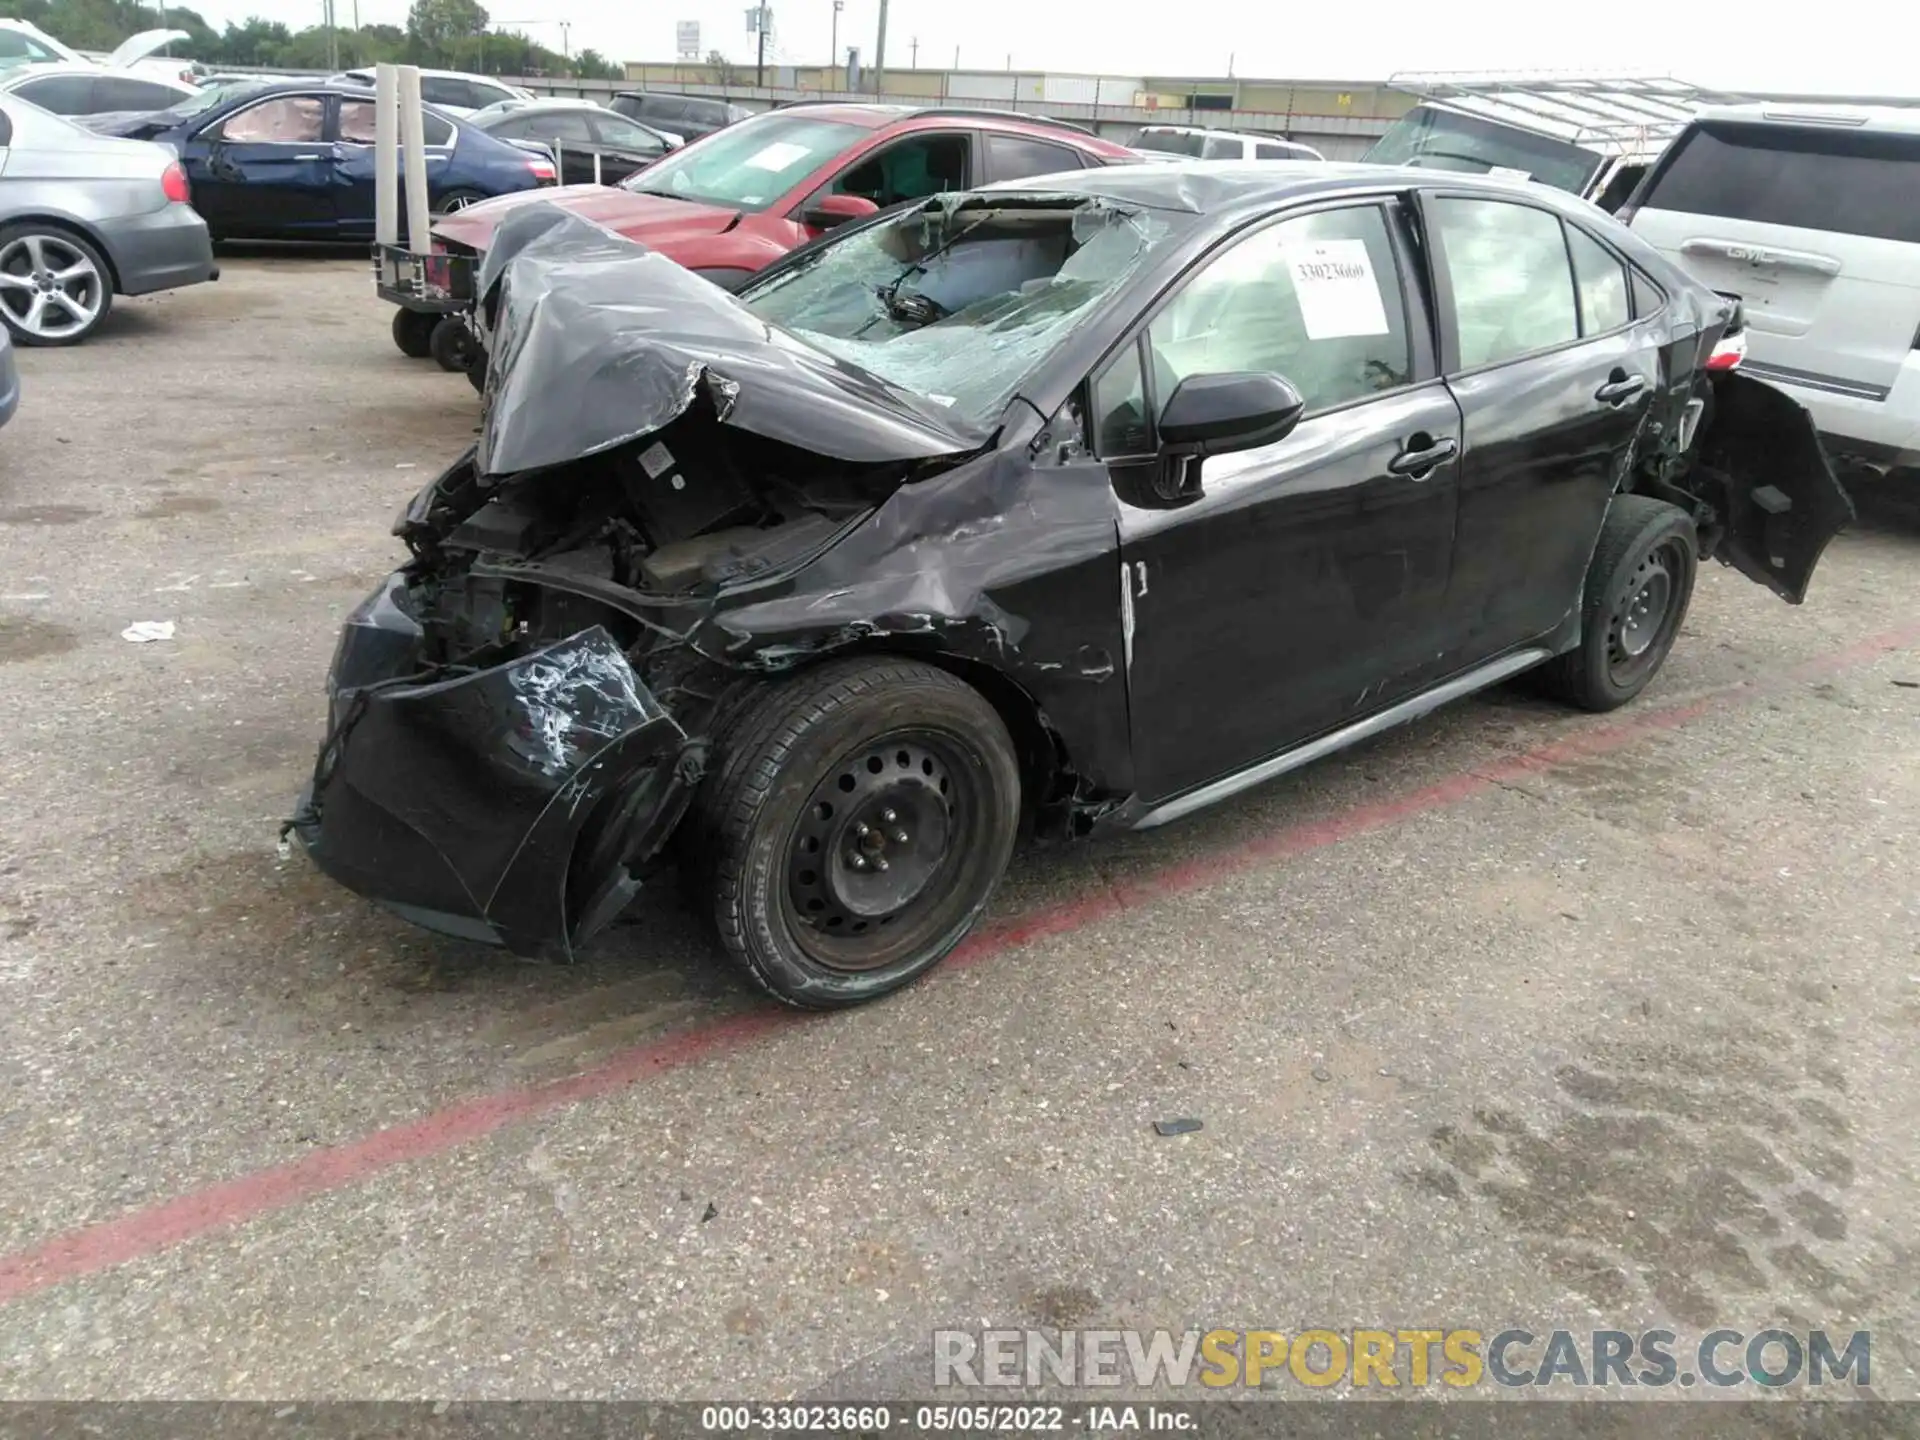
[291,164,1852,1008]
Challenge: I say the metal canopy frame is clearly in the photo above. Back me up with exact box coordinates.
[1386,71,1748,158]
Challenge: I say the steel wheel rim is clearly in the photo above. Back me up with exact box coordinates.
[1607,541,1685,684]
[437,193,479,213]
[782,730,976,972]
[0,234,103,339]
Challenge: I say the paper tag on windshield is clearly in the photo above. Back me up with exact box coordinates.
[744,140,811,171]
[1281,238,1390,340]
[1490,165,1532,180]
[638,441,675,478]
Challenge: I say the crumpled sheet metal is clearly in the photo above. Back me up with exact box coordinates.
[473,204,983,479]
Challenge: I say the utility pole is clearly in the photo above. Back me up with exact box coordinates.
[830,0,842,75]
[755,3,768,86]
[560,20,570,58]
[871,0,887,94]
[909,35,917,67]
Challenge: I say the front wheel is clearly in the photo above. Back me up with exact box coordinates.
[687,658,1021,1009]
[1533,494,1698,712]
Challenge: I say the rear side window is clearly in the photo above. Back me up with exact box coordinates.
[1133,129,1204,157]
[987,132,1083,182]
[1201,133,1243,160]
[1255,142,1311,160]
[1641,122,1920,244]
[1566,226,1630,334]
[96,77,187,112]
[641,96,687,122]
[419,77,473,110]
[1431,196,1578,368]
[12,74,96,114]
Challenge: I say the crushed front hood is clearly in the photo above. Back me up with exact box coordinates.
[475,203,985,480]
[432,184,740,254]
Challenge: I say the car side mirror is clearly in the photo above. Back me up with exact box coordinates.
[802,192,880,229]
[1158,372,1305,457]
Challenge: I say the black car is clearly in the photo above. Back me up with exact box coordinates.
[609,90,750,141]
[290,165,1852,1009]
[468,101,676,187]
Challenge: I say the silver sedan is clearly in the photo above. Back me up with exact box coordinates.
[0,91,215,346]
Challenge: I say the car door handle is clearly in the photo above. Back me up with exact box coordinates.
[293,153,323,161]
[1387,435,1458,478]
[1595,374,1648,406]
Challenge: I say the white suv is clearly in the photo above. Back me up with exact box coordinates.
[1131,125,1324,162]
[1624,104,1920,482]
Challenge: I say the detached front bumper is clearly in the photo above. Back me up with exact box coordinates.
[289,572,698,960]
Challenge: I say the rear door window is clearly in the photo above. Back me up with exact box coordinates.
[95,76,186,112]
[419,76,473,110]
[1201,133,1244,160]
[1566,225,1631,334]
[1638,122,1920,244]
[11,73,97,113]
[986,132,1084,182]
[1429,196,1579,368]
[337,99,451,146]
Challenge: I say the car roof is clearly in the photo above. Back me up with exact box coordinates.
[989,158,1624,217]
[755,100,1132,152]
[1692,101,1920,136]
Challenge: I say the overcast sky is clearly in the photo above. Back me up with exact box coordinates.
[195,0,1919,98]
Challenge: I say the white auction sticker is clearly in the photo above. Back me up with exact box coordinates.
[1282,238,1390,340]
[743,140,811,171]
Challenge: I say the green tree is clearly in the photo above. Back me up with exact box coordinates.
[406,0,487,62]
[572,48,617,80]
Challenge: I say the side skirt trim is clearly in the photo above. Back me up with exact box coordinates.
[1131,647,1554,831]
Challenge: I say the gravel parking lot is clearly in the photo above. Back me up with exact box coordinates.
[2,258,1919,1402]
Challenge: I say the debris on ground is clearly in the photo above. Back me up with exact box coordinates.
[120,621,175,643]
[1153,1118,1202,1137]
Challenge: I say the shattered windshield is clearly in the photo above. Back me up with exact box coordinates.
[740,195,1175,427]
[160,78,268,122]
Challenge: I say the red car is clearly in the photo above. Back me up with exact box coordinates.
[429,102,1140,289]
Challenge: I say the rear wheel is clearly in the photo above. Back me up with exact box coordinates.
[686,658,1021,1009]
[0,225,112,347]
[429,315,479,374]
[1533,494,1698,712]
[390,306,436,358]
[433,189,487,214]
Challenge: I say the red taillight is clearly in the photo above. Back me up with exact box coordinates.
[161,161,190,205]
[526,157,557,184]
[1706,330,1747,371]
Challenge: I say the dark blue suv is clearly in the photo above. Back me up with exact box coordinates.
[86,80,556,241]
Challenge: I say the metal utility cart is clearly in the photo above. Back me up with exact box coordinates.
[1369,72,1747,209]
[370,62,484,381]
[376,242,481,374]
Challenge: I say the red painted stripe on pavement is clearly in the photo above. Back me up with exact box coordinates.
[1,621,1914,1305]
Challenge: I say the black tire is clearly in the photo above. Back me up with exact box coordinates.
[0,223,112,347]
[1533,494,1698,712]
[433,189,488,215]
[429,315,478,374]
[686,658,1021,1009]
[390,306,436,359]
